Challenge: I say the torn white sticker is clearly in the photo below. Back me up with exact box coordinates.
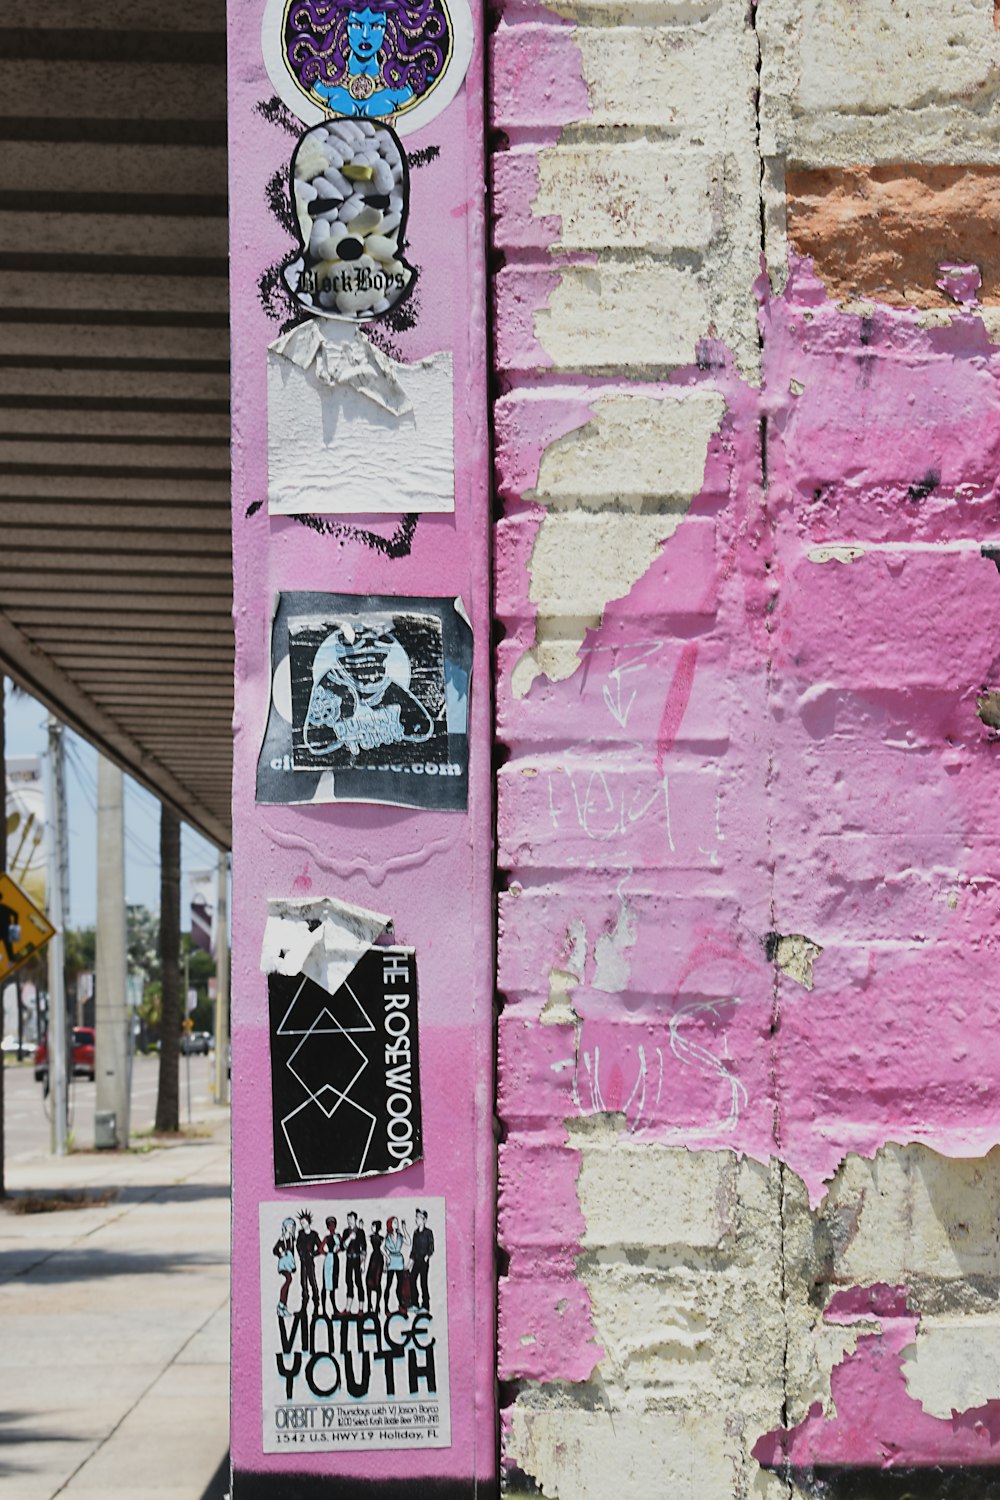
[261,895,390,995]
[270,323,413,416]
[267,321,454,516]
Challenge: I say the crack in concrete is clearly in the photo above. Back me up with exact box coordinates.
[750,4,793,1490]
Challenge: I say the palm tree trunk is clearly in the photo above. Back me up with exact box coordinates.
[154,805,181,1133]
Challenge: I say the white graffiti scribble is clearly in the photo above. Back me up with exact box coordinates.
[579,640,666,731]
[667,998,747,1136]
[566,1000,746,1138]
[548,767,669,843]
[582,1046,606,1113]
[622,1043,647,1130]
[575,1043,654,1134]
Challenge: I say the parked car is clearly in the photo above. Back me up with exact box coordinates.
[2,1035,33,1060]
[180,1031,213,1056]
[34,1026,96,1084]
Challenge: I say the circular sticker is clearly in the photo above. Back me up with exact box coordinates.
[261,0,474,135]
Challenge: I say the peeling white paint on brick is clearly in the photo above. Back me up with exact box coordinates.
[514,391,726,692]
[773,933,822,989]
[535,263,715,375]
[530,391,727,508]
[505,1142,1000,1495]
[592,895,638,994]
[904,1319,1000,1418]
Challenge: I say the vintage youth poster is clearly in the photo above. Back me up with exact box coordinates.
[259,1196,450,1452]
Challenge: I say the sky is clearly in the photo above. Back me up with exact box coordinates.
[5,681,223,932]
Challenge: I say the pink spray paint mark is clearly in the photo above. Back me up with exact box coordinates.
[936,261,982,307]
[655,641,699,776]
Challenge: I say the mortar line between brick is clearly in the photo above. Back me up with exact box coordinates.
[776,1161,794,1498]
[752,0,766,295]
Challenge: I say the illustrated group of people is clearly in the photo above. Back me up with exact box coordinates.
[274,1207,435,1319]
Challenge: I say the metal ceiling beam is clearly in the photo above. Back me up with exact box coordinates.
[0,612,229,849]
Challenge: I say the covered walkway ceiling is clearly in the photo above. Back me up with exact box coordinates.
[0,2,232,848]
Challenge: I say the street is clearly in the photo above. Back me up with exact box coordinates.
[3,1052,220,1158]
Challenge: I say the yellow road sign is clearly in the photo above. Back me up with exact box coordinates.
[0,872,56,987]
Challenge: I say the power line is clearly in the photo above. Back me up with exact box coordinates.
[65,741,160,871]
[183,826,221,869]
[65,737,220,875]
[65,750,97,816]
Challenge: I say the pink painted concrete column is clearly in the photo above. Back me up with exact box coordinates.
[226,2,495,1494]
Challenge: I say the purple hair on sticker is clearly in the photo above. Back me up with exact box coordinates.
[285,0,450,99]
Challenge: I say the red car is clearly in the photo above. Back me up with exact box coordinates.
[34,1026,96,1084]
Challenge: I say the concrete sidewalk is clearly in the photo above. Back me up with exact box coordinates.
[0,1104,231,1500]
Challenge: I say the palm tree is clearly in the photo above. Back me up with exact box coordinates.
[154,807,181,1132]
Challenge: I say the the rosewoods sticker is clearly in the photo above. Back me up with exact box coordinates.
[269,945,422,1185]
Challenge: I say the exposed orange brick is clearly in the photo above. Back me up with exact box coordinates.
[785,165,1000,307]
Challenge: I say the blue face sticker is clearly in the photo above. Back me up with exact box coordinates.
[269,0,473,135]
[347,9,387,60]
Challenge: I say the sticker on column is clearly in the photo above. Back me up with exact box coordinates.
[256,591,472,811]
[260,1194,450,1451]
[261,896,422,1185]
[261,0,474,135]
[286,119,415,323]
[266,320,454,515]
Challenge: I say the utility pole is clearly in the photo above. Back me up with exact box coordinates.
[95,756,129,1148]
[213,850,229,1107]
[46,717,68,1156]
[183,938,192,1125]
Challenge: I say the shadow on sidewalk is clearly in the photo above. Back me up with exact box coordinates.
[117,1183,232,1205]
[200,1449,230,1500]
[1,1182,229,1210]
[0,1246,229,1283]
[0,1411,88,1477]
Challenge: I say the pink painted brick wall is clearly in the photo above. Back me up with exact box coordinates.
[492,0,1000,1491]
